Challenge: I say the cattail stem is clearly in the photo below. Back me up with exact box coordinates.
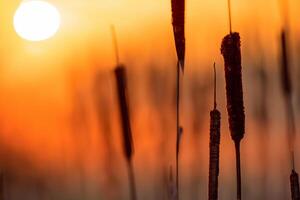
[227,0,232,34]
[213,63,217,109]
[111,25,120,66]
[176,61,181,200]
[171,0,185,194]
[235,141,241,200]
[127,160,137,200]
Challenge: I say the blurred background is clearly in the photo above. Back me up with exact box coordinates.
[0,0,299,199]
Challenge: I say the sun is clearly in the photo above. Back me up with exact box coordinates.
[14,0,61,42]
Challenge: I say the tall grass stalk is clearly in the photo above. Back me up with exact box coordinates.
[171,0,185,199]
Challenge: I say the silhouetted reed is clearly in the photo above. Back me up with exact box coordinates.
[114,66,137,200]
[279,29,300,200]
[171,0,185,198]
[221,31,245,200]
[208,63,221,200]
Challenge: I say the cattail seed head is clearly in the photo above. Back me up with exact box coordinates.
[171,0,185,70]
[114,65,134,161]
[290,170,300,200]
[208,109,221,200]
[221,32,245,143]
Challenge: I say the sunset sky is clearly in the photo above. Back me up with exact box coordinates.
[0,0,299,199]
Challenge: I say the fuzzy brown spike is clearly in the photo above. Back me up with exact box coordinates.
[208,109,221,200]
[114,66,134,161]
[114,66,137,200]
[221,32,245,143]
[221,32,245,200]
[290,170,300,200]
[171,0,185,71]
[208,63,221,200]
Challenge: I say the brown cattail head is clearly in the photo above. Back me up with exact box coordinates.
[114,65,134,161]
[221,32,245,143]
[208,109,221,200]
[171,0,185,71]
[280,30,292,96]
[290,170,300,200]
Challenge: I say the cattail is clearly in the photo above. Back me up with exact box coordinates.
[171,0,185,196]
[114,66,137,200]
[113,26,137,200]
[221,33,245,143]
[280,29,295,165]
[221,2,245,199]
[208,63,221,200]
[171,0,185,70]
[290,170,300,200]
[221,31,245,200]
[279,29,300,199]
[115,66,134,161]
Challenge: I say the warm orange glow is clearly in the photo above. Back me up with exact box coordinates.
[0,0,299,198]
[13,1,61,41]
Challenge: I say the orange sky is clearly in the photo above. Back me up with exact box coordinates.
[0,2,298,198]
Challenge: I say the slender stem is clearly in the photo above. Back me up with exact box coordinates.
[213,62,217,109]
[111,25,120,65]
[227,0,232,34]
[127,160,137,200]
[176,61,180,200]
[235,141,241,200]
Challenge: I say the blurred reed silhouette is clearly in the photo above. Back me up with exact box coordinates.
[114,66,137,200]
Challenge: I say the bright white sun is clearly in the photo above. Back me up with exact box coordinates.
[14,1,61,41]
